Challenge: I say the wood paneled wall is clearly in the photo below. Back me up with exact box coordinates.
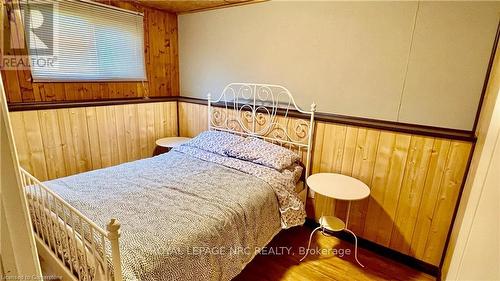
[1,1,179,103]
[9,102,177,181]
[177,101,472,266]
[8,99,473,267]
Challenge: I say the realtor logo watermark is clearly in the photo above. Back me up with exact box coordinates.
[1,2,57,70]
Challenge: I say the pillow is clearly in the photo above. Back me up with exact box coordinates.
[283,162,304,184]
[182,130,244,155]
[225,137,301,170]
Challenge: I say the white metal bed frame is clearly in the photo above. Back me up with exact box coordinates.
[208,83,316,199]
[20,83,315,281]
[20,168,122,281]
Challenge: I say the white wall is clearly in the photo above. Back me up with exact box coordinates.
[178,1,500,130]
[445,89,500,280]
[443,38,500,279]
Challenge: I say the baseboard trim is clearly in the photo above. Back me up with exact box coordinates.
[304,219,440,278]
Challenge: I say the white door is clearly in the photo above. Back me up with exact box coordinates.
[0,77,42,278]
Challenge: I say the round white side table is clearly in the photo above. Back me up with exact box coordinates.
[300,173,370,267]
[154,137,192,155]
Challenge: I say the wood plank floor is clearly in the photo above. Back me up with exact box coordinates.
[235,226,435,281]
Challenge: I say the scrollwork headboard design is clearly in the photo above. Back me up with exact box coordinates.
[207,82,316,194]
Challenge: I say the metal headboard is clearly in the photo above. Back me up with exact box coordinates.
[207,82,316,191]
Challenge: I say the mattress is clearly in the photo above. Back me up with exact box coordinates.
[37,147,305,281]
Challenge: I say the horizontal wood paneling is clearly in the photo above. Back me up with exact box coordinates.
[176,101,472,266]
[1,1,179,103]
[10,101,178,181]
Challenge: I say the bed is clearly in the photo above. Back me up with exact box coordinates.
[20,83,316,281]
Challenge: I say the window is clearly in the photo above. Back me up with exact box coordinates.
[25,0,146,82]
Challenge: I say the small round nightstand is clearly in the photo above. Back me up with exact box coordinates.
[153,137,192,156]
[300,173,370,267]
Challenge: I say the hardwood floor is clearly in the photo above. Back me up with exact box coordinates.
[235,226,436,281]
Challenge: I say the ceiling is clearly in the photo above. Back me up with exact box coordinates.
[136,0,264,14]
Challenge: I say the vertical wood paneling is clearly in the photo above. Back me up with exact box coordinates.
[10,102,177,181]
[107,106,123,166]
[422,141,471,265]
[137,104,149,158]
[123,104,141,161]
[168,13,180,97]
[85,107,102,170]
[38,110,66,178]
[340,126,358,175]
[410,139,452,259]
[67,108,93,173]
[335,126,359,221]
[389,136,435,254]
[9,1,34,102]
[176,102,472,266]
[165,102,178,137]
[56,109,78,176]
[363,132,411,246]
[95,106,114,168]
[113,105,128,164]
[347,128,381,234]
[178,102,207,137]
[311,122,326,174]
[10,111,48,179]
[321,124,346,173]
[136,103,157,157]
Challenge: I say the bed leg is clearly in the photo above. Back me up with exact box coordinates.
[107,218,123,281]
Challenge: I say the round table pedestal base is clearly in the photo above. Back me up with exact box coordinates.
[299,216,364,267]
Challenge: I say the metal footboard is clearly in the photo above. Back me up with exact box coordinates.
[20,168,123,281]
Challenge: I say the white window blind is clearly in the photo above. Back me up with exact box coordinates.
[26,0,146,82]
